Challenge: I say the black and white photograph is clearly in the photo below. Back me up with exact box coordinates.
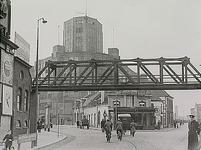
[1,0,201,149]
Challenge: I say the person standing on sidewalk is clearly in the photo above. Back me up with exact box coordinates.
[188,114,200,150]
[157,120,161,130]
[130,120,137,137]
[37,119,42,133]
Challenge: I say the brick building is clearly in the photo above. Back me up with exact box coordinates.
[12,57,32,136]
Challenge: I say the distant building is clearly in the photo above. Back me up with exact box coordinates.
[63,16,103,53]
[31,16,117,125]
[74,90,174,130]
[191,103,201,123]
[32,15,174,128]
[175,105,178,120]
[151,90,174,128]
[14,32,30,64]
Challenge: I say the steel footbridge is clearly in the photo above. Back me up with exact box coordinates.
[32,56,201,91]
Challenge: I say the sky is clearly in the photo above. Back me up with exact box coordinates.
[11,0,201,117]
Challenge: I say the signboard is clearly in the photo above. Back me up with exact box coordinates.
[2,84,13,116]
[17,133,37,144]
[14,32,30,63]
[1,50,13,85]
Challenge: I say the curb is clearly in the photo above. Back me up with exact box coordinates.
[29,134,67,150]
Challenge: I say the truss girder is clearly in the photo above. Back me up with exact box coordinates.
[32,57,201,91]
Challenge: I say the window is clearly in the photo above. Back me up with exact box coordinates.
[24,90,28,111]
[17,88,22,110]
[24,120,28,127]
[16,120,21,127]
[139,101,146,107]
[19,71,24,79]
[126,95,133,107]
[113,101,120,107]
[76,27,83,33]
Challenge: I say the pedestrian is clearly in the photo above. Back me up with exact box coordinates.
[157,120,161,130]
[188,114,200,150]
[2,130,14,150]
[130,120,137,137]
[174,121,176,128]
[76,120,80,128]
[37,119,42,133]
[79,120,82,129]
[101,119,106,133]
[116,118,123,136]
[104,119,112,142]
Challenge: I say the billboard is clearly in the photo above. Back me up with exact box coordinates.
[2,85,13,116]
[14,32,30,64]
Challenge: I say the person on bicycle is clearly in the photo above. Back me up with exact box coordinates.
[104,119,112,142]
[2,130,14,150]
[116,118,123,137]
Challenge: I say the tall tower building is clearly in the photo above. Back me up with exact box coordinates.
[63,16,103,53]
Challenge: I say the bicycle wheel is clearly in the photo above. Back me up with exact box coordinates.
[117,131,122,141]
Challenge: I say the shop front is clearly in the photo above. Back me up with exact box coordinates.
[113,107,155,130]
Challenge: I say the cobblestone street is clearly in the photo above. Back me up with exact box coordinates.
[40,123,200,150]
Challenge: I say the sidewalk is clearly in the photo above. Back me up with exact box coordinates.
[12,129,66,150]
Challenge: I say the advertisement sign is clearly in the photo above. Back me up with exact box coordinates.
[14,32,30,63]
[2,85,13,116]
[1,50,13,85]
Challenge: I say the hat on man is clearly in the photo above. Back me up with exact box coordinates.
[189,114,195,118]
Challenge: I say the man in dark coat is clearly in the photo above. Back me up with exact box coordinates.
[2,130,14,150]
[188,114,200,150]
[101,119,106,133]
[130,120,137,137]
[37,119,42,133]
[104,119,112,142]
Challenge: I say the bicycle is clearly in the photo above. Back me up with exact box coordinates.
[105,131,111,143]
[0,141,14,150]
[117,130,122,141]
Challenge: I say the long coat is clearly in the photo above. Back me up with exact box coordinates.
[130,122,137,133]
[104,121,112,133]
[188,120,200,150]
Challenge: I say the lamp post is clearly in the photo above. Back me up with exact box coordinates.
[36,17,47,118]
[35,17,47,146]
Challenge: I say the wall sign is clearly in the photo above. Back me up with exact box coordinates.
[2,84,13,116]
[1,50,13,85]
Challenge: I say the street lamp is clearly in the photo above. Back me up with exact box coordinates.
[36,17,47,118]
[35,17,47,146]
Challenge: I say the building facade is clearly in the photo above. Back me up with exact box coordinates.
[0,0,19,140]
[12,57,32,136]
[34,15,174,128]
[73,90,174,130]
[63,16,103,53]
[191,103,201,124]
